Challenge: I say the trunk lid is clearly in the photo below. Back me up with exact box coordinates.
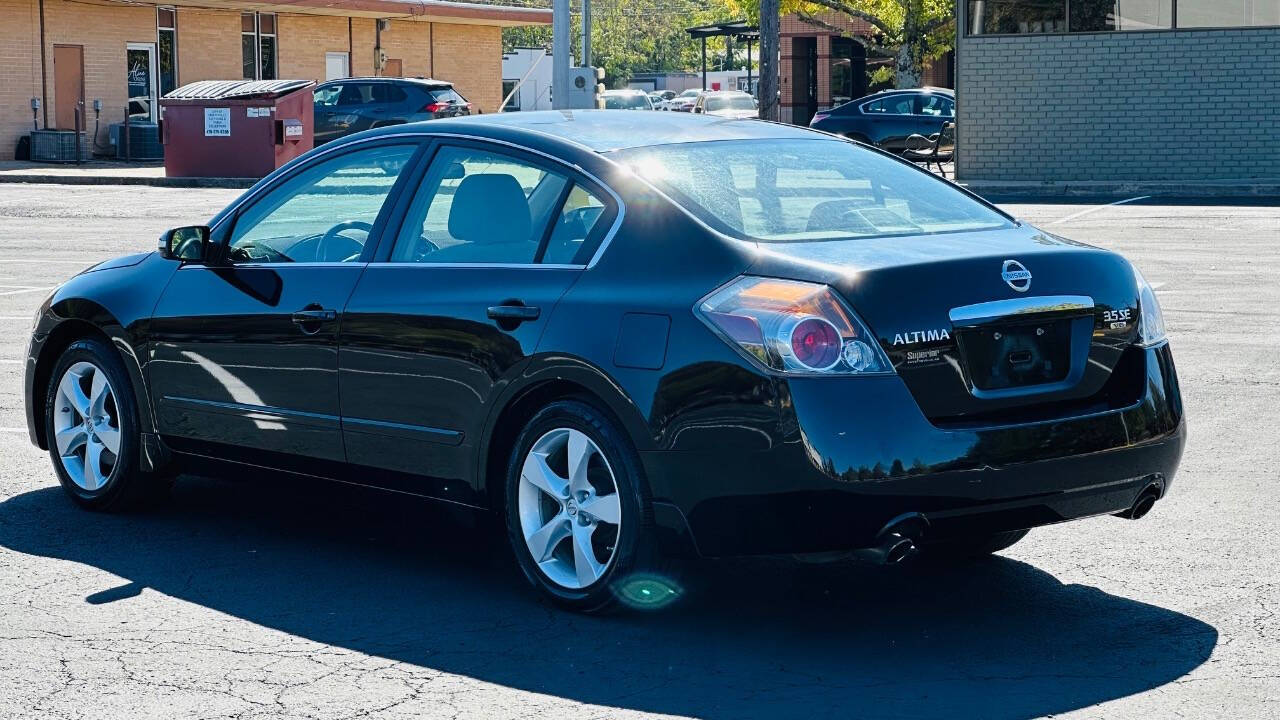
[745,225,1145,423]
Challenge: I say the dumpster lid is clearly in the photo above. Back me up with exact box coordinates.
[163,79,314,100]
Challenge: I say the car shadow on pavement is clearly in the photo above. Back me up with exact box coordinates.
[0,474,1217,720]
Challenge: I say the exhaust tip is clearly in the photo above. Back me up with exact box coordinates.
[1115,482,1162,520]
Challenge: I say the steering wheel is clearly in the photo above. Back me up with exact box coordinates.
[317,220,373,262]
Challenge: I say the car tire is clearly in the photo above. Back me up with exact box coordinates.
[504,399,672,613]
[44,338,169,512]
[919,528,1030,563]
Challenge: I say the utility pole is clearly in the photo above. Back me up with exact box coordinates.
[758,0,779,121]
[552,0,571,109]
[581,0,591,67]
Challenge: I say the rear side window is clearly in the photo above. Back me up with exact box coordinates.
[542,185,608,265]
[384,85,408,103]
[391,146,567,264]
[863,95,914,114]
[917,95,954,117]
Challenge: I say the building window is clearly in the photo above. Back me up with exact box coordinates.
[157,7,177,96]
[1177,0,1280,27]
[502,80,520,111]
[1071,0,1173,31]
[968,0,1275,33]
[968,0,1066,34]
[241,12,277,80]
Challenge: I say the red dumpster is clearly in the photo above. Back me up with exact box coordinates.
[160,79,314,179]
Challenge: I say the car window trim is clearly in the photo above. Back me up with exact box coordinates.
[373,136,621,268]
[214,138,429,266]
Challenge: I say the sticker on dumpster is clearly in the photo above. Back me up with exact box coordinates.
[204,107,231,136]
[285,123,303,137]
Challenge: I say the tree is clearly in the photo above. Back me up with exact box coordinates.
[503,0,734,88]
[730,0,954,88]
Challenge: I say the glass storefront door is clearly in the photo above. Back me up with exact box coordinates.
[126,42,158,123]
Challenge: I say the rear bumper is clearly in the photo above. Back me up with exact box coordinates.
[642,343,1184,557]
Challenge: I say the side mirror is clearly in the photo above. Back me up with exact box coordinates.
[158,225,210,262]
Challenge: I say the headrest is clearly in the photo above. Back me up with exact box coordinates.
[448,174,532,245]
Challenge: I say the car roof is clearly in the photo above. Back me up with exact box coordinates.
[701,90,750,96]
[319,76,452,87]
[368,110,828,153]
[602,88,646,94]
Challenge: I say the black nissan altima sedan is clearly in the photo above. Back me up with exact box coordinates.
[24,111,1184,612]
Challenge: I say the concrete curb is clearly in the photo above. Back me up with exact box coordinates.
[0,173,256,189]
[960,179,1280,200]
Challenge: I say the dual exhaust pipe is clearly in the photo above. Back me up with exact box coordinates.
[852,479,1164,566]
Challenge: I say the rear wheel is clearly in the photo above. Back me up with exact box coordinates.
[504,400,671,613]
[920,529,1030,563]
[44,338,168,511]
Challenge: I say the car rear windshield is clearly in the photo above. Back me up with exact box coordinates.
[613,139,1010,242]
[705,95,755,112]
[604,94,650,110]
[429,87,465,104]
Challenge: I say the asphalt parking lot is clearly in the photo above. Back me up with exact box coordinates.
[0,183,1277,720]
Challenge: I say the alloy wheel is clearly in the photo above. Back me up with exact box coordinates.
[517,427,623,590]
[52,361,121,491]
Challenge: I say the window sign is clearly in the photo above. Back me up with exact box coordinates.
[204,107,231,136]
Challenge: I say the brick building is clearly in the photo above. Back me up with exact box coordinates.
[955,0,1280,181]
[2,0,549,157]
[779,12,952,125]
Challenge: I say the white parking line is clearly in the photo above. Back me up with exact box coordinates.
[0,286,54,296]
[1048,196,1150,225]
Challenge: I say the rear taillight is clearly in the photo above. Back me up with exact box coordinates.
[810,112,829,126]
[696,276,893,375]
[421,102,445,113]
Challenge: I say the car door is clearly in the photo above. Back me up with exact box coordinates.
[312,82,342,144]
[338,140,617,504]
[148,141,421,472]
[862,94,917,150]
[913,94,954,137]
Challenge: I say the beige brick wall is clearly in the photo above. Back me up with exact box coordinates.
[431,23,501,113]
[278,14,353,84]
[379,20,433,78]
[43,0,155,147]
[0,4,520,156]
[1,0,42,154]
[175,8,242,83]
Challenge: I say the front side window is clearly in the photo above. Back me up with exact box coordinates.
[313,85,341,107]
[392,146,569,264]
[229,144,415,263]
[616,139,1010,242]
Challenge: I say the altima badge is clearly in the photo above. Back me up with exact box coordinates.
[1002,259,1032,292]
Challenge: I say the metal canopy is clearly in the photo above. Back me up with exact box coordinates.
[163,79,314,100]
[685,20,759,41]
[685,20,759,93]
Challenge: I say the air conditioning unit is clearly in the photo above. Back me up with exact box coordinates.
[29,130,90,162]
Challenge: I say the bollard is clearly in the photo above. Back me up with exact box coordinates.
[74,106,82,165]
[123,108,131,162]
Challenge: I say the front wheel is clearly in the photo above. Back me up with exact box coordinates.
[504,400,668,613]
[44,338,168,511]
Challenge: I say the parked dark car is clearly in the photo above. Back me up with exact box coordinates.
[312,77,470,144]
[810,88,954,152]
[25,112,1183,613]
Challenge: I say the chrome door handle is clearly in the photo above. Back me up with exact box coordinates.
[291,308,337,323]
[486,305,540,321]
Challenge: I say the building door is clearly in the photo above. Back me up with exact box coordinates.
[53,44,85,131]
[325,52,349,80]
[830,37,867,108]
[790,37,817,126]
[126,42,158,123]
